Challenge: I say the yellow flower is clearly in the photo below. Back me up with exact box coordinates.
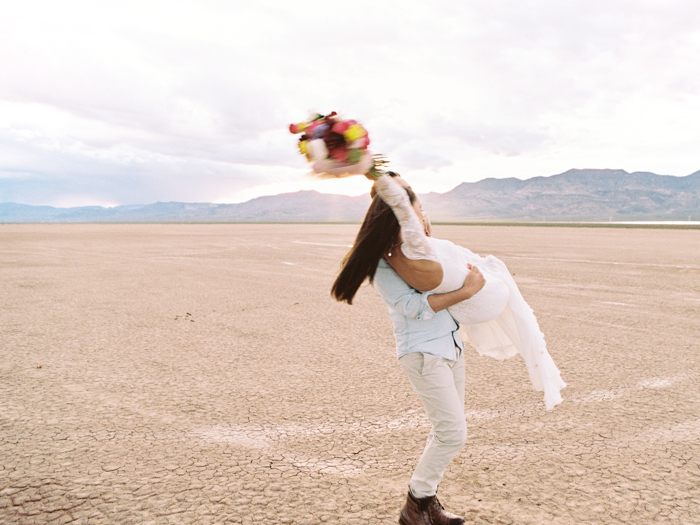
[344,124,366,142]
[298,140,307,154]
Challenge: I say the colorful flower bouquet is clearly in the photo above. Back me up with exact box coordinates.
[289,112,374,178]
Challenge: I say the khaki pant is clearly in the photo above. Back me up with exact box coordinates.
[399,350,466,498]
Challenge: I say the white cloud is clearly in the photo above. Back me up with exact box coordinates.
[1,0,699,206]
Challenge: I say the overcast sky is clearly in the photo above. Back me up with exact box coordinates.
[1,1,699,207]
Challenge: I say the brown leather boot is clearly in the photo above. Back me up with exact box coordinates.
[399,491,432,525]
[427,496,465,525]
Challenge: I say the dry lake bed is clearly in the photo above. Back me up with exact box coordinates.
[1,224,699,524]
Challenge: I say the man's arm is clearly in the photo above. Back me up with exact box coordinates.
[427,264,485,313]
[374,262,486,320]
[374,261,437,320]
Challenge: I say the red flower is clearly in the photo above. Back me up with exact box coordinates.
[329,147,349,161]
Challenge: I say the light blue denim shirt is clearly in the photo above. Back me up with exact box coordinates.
[374,258,464,360]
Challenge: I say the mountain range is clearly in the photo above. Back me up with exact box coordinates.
[2,169,699,223]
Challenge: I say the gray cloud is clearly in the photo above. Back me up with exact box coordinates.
[1,0,698,206]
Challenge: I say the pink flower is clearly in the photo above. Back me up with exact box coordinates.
[331,120,356,134]
[351,136,369,149]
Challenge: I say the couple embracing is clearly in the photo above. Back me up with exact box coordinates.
[330,171,566,525]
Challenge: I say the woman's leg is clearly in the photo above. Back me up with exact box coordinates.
[399,351,467,498]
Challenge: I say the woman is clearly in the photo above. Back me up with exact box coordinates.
[332,171,566,411]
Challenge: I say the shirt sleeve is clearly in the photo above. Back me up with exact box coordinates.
[374,262,436,321]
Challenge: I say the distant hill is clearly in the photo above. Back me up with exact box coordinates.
[0,193,372,223]
[420,168,700,221]
[2,169,699,223]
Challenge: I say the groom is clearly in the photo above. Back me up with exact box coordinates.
[373,180,485,525]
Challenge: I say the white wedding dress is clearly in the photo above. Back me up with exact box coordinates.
[375,175,566,410]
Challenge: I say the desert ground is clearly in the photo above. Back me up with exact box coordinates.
[1,223,699,525]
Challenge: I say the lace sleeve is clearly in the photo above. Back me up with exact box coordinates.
[373,176,439,263]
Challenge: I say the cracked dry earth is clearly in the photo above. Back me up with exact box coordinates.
[1,223,699,525]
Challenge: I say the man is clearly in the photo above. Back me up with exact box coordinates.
[374,220,486,525]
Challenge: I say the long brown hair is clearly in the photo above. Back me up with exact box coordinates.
[331,174,416,304]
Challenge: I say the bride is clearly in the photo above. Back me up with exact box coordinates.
[331,170,566,410]
[289,111,565,409]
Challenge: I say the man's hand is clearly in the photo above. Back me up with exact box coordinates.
[427,264,487,313]
[460,264,485,299]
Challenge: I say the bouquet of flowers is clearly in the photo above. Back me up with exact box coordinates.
[289,112,374,178]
